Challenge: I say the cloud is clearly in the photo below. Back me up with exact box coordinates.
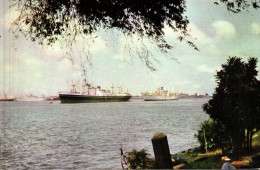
[251,23,260,35]
[150,72,160,80]
[188,23,212,45]
[212,20,236,40]
[203,44,223,57]
[91,36,110,54]
[4,64,18,73]
[164,25,179,39]
[42,45,66,60]
[57,60,74,71]
[197,65,217,73]
[23,56,42,67]
[113,54,125,60]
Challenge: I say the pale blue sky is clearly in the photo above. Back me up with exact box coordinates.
[0,0,260,96]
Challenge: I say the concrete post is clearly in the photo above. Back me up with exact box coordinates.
[151,132,172,169]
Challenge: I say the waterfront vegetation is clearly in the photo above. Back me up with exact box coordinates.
[202,57,260,158]
[122,57,260,169]
[175,57,260,169]
[173,130,260,169]
[123,131,260,169]
[172,148,223,169]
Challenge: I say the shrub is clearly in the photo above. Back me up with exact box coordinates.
[195,120,232,152]
[126,149,149,169]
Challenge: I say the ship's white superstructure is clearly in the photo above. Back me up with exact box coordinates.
[142,87,178,101]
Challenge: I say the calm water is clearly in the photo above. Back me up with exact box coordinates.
[0,98,209,169]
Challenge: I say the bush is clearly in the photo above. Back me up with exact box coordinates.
[126,149,149,169]
[195,120,232,152]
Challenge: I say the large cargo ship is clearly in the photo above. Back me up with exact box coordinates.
[59,82,131,103]
[141,87,178,101]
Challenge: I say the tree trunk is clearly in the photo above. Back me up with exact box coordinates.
[233,129,243,159]
[247,130,250,151]
[249,130,253,152]
[204,129,208,153]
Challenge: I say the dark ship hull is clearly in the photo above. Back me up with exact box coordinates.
[59,94,131,103]
[0,98,16,101]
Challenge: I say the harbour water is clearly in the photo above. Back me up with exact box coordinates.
[0,98,209,169]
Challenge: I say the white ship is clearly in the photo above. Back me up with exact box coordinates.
[141,87,178,101]
[16,94,45,101]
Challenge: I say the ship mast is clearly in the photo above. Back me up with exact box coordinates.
[71,84,76,93]
[81,84,86,94]
[111,84,114,95]
[68,80,79,93]
[117,86,122,94]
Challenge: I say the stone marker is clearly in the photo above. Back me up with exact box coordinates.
[152,132,172,169]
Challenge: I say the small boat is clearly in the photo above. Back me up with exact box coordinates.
[142,87,178,101]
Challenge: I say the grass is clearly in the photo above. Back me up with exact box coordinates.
[171,131,260,169]
[182,155,222,169]
[123,131,260,169]
[171,148,223,169]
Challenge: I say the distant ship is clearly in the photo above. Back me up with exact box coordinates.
[16,94,44,101]
[141,87,178,101]
[45,96,60,101]
[0,94,16,102]
[59,82,131,103]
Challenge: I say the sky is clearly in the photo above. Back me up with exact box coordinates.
[0,0,260,97]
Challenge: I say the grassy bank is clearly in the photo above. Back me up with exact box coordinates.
[172,148,223,169]
[124,131,259,169]
[171,131,260,169]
